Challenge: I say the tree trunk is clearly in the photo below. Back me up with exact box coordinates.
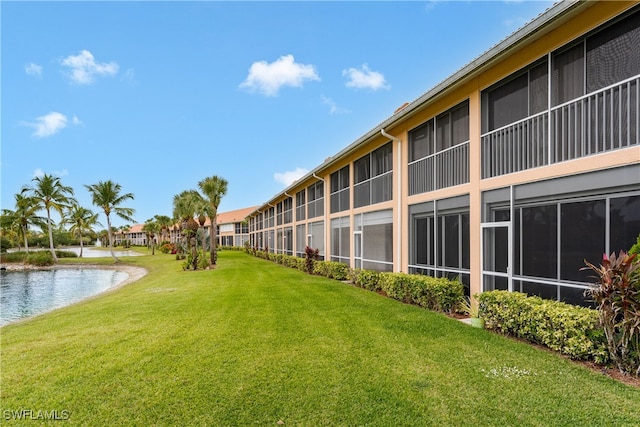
[22,224,29,253]
[79,232,84,258]
[210,216,218,266]
[46,208,58,262]
[106,215,120,263]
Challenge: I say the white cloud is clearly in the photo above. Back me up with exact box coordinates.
[240,54,320,97]
[342,64,389,91]
[274,167,309,187]
[60,50,119,84]
[21,111,82,138]
[25,62,43,77]
[33,168,69,179]
[24,112,68,138]
[122,68,136,84]
[321,95,350,115]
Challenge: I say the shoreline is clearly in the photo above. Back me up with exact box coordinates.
[1,263,148,326]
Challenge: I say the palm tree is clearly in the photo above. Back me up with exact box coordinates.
[173,190,202,269]
[1,192,45,253]
[154,215,172,243]
[25,174,75,262]
[142,218,159,255]
[64,202,101,257]
[198,175,228,266]
[85,180,135,263]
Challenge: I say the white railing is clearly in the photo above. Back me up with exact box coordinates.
[481,113,548,178]
[482,75,639,178]
[408,141,469,195]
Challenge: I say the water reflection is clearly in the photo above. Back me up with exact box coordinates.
[66,247,142,258]
[0,269,129,326]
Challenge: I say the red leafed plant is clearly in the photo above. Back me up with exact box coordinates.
[584,251,640,376]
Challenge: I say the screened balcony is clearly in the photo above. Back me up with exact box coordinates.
[482,76,639,178]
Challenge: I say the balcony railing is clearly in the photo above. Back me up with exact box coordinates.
[482,76,639,178]
[408,141,469,195]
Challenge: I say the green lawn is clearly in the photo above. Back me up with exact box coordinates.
[1,251,638,426]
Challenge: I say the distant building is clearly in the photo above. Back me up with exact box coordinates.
[166,206,258,248]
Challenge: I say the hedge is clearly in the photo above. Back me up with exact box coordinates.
[378,272,463,314]
[479,291,608,363]
[313,261,349,280]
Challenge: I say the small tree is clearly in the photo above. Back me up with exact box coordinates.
[142,218,159,255]
[584,251,640,376]
[64,202,101,257]
[304,246,319,274]
[85,180,135,263]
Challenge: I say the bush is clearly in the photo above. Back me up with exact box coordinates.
[304,246,319,274]
[1,252,27,263]
[313,261,349,280]
[479,291,608,363]
[378,272,463,313]
[26,251,55,266]
[349,269,381,292]
[55,250,78,258]
[584,251,640,375]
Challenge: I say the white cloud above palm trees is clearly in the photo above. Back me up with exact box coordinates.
[240,54,320,97]
[342,64,389,91]
[22,111,81,138]
[60,50,119,84]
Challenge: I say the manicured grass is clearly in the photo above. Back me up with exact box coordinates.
[2,251,638,425]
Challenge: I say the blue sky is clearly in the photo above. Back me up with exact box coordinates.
[1,0,553,228]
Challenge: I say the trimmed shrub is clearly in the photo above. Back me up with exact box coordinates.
[349,269,381,292]
[479,290,608,363]
[26,251,55,266]
[313,261,349,280]
[378,272,463,313]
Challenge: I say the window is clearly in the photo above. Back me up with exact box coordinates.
[483,59,548,132]
[354,142,392,208]
[296,191,306,221]
[408,101,470,195]
[307,221,325,259]
[355,210,393,272]
[296,224,306,257]
[307,181,324,219]
[266,207,275,228]
[276,201,283,226]
[409,197,470,294]
[331,216,350,264]
[409,120,434,162]
[507,193,640,305]
[330,165,350,213]
[283,197,293,224]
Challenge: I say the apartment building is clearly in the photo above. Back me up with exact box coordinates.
[247,1,640,305]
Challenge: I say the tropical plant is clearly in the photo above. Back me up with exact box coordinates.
[24,174,75,262]
[198,175,228,267]
[1,192,46,253]
[584,251,640,376]
[63,202,101,257]
[154,215,172,244]
[142,218,160,255]
[173,190,202,270]
[85,180,135,262]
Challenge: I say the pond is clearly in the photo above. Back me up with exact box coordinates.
[0,268,130,326]
[65,247,142,258]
